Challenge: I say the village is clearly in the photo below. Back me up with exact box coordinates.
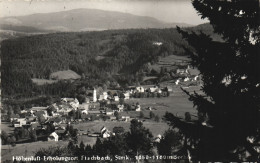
[1,65,201,161]
[2,66,199,141]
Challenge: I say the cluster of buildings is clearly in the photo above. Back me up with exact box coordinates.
[174,66,201,85]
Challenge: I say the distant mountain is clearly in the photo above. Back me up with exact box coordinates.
[0,8,192,33]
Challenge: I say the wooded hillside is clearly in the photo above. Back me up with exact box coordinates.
[1,24,216,98]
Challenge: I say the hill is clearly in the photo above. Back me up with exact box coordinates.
[0,8,191,33]
[1,24,216,98]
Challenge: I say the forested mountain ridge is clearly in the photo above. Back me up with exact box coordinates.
[1,24,216,98]
[0,8,191,32]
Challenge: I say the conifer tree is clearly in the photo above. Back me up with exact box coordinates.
[165,0,259,161]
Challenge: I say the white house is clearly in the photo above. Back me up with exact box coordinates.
[117,105,124,112]
[184,77,190,82]
[114,96,119,102]
[61,98,79,109]
[122,116,130,122]
[135,104,141,112]
[106,108,114,116]
[48,132,59,141]
[100,127,111,138]
[175,79,180,85]
[123,92,130,100]
[154,134,162,143]
[153,42,163,46]
[82,110,88,115]
[135,86,145,93]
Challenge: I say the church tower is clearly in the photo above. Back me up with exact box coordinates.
[93,88,97,102]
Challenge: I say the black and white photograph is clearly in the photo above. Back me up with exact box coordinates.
[0,0,259,162]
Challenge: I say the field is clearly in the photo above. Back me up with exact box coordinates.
[1,122,15,134]
[1,141,68,162]
[49,70,81,80]
[31,78,58,85]
[149,54,191,72]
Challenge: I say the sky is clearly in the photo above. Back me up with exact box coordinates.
[0,0,208,25]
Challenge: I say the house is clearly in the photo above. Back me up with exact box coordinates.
[10,114,20,122]
[30,107,48,113]
[17,118,27,125]
[135,86,145,93]
[14,122,22,128]
[88,110,101,114]
[100,127,112,138]
[110,116,117,121]
[114,96,119,102]
[175,79,180,85]
[79,103,89,111]
[121,116,130,122]
[135,104,141,112]
[82,110,88,115]
[106,108,114,116]
[21,110,28,114]
[123,92,130,100]
[165,86,173,92]
[153,41,163,46]
[98,92,109,101]
[85,98,90,103]
[48,117,63,126]
[34,110,48,119]
[61,98,79,109]
[148,86,158,93]
[88,102,100,110]
[184,77,190,82]
[154,134,162,143]
[176,69,186,75]
[48,132,59,141]
[117,105,124,112]
[194,75,199,81]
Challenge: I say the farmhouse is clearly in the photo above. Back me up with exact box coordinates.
[61,98,79,109]
[79,103,89,110]
[117,104,124,112]
[121,116,130,122]
[135,86,145,93]
[105,108,114,116]
[114,96,119,102]
[34,110,48,119]
[100,127,112,138]
[154,134,162,143]
[123,92,131,100]
[30,106,48,112]
[48,132,59,141]
[165,86,173,92]
[135,104,141,111]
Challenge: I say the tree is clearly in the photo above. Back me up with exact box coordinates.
[113,126,125,135]
[139,111,144,118]
[155,115,160,122]
[37,115,46,125]
[126,119,153,158]
[184,112,191,122]
[114,111,120,120]
[29,128,37,142]
[165,0,259,161]
[149,111,155,119]
[157,130,182,157]
[34,146,72,163]
[1,131,9,145]
[119,98,125,105]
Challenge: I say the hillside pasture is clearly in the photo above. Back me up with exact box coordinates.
[149,54,191,72]
[50,70,81,80]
